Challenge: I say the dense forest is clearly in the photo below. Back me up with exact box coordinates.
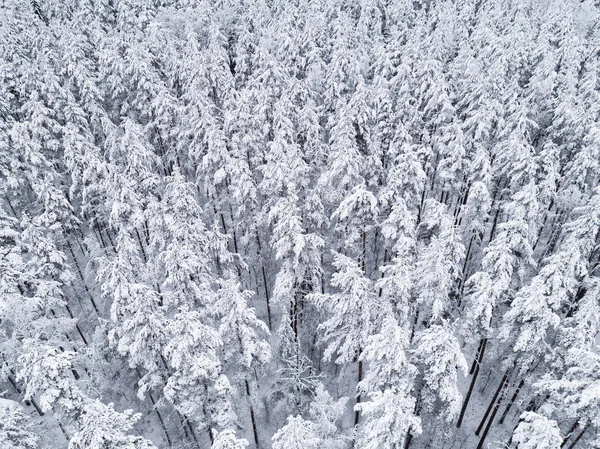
[1,0,600,448]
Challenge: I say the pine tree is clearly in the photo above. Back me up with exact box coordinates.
[217,280,270,376]
[307,384,348,449]
[309,253,377,365]
[211,429,249,449]
[357,317,421,449]
[0,399,39,449]
[68,400,157,449]
[412,322,468,421]
[501,187,600,369]
[512,412,562,449]
[271,416,320,449]
[413,200,464,325]
[215,279,270,447]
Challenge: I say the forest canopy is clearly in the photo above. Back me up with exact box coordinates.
[1,0,599,448]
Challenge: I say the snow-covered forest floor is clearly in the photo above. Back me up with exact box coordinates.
[1,0,600,448]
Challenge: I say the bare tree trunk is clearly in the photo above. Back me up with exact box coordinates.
[245,379,260,448]
[148,393,173,447]
[135,228,147,263]
[476,375,509,449]
[470,339,486,374]
[64,303,89,346]
[7,372,44,417]
[354,356,363,426]
[498,379,525,425]
[361,229,367,274]
[459,234,475,292]
[410,309,419,343]
[290,291,298,342]
[539,211,566,264]
[532,198,555,251]
[561,421,579,448]
[566,425,588,449]
[487,205,501,244]
[454,182,471,223]
[378,249,388,298]
[66,239,99,314]
[457,339,487,428]
[255,230,272,330]
[134,368,172,447]
[404,390,422,449]
[105,228,117,252]
[475,370,510,436]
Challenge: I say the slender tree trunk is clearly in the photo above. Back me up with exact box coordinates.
[188,420,202,448]
[220,211,228,235]
[291,292,298,342]
[64,303,89,346]
[459,234,475,292]
[226,204,243,279]
[354,356,363,426]
[148,393,173,448]
[457,339,487,428]
[404,390,422,449]
[476,375,509,449]
[94,225,108,253]
[567,425,588,449]
[470,339,487,374]
[66,240,99,314]
[498,379,524,424]
[321,253,325,295]
[487,205,501,244]
[410,309,419,343]
[533,198,555,251]
[255,230,272,330]
[134,368,172,447]
[57,422,70,441]
[105,228,117,252]
[135,228,147,262]
[245,379,260,448]
[454,182,471,223]
[7,372,44,417]
[4,195,18,218]
[378,249,388,298]
[361,229,367,274]
[404,431,414,449]
[561,421,579,448]
[417,187,427,225]
[540,211,566,264]
[178,411,191,441]
[76,238,88,260]
[506,419,520,447]
[475,370,510,435]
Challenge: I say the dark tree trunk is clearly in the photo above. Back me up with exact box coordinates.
[457,339,487,428]
[561,421,579,448]
[476,375,509,449]
[361,229,367,274]
[471,339,487,375]
[567,425,588,449]
[498,379,525,425]
[66,239,99,314]
[488,205,501,244]
[255,231,272,330]
[135,368,172,447]
[149,393,172,447]
[245,379,260,448]
[459,234,476,292]
[354,357,363,426]
[476,370,510,436]
[404,387,422,449]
